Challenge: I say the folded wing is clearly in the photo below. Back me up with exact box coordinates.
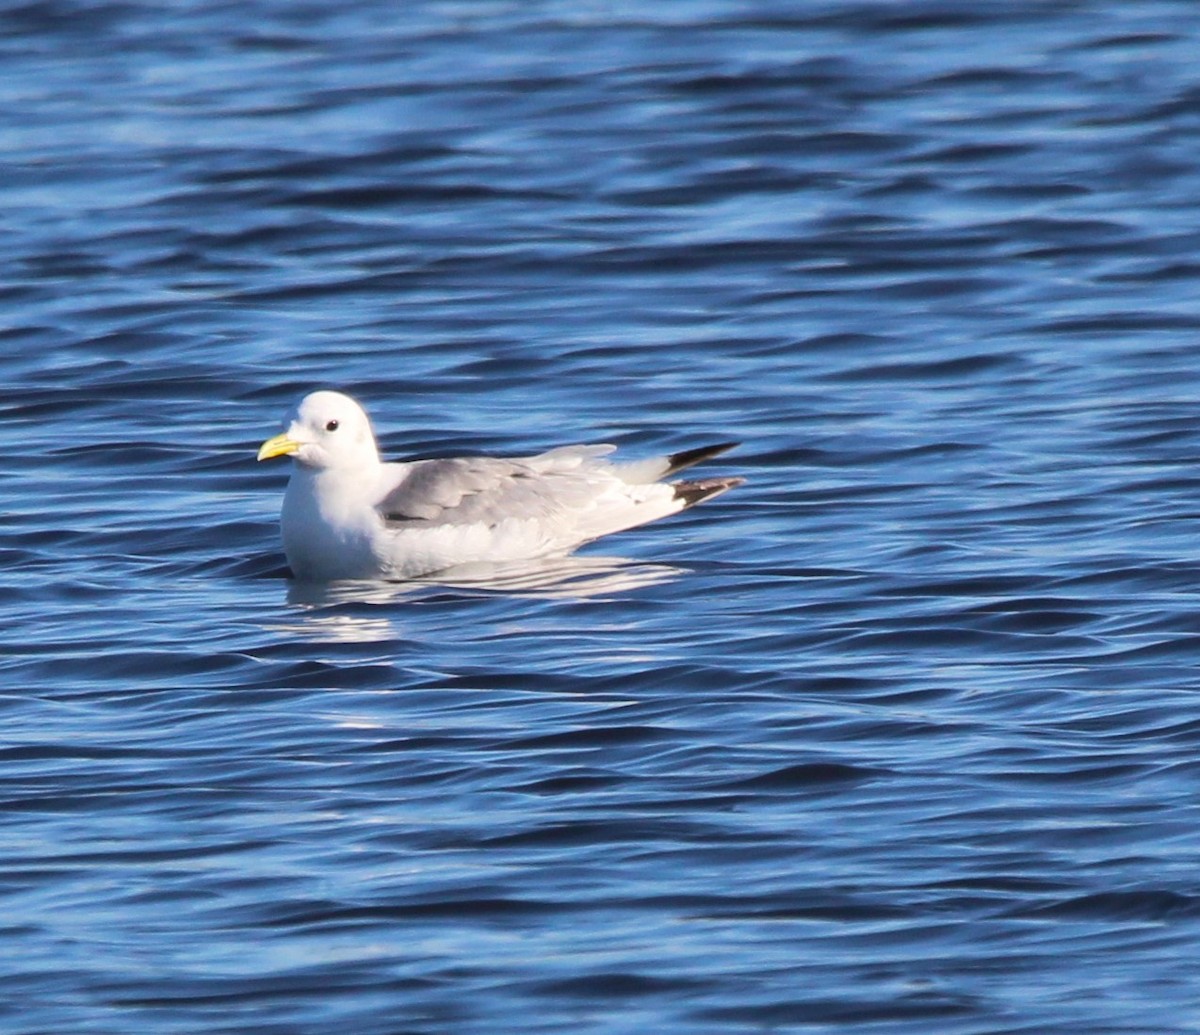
[377,445,617,528]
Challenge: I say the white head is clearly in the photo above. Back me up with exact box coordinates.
[257,390,380,471]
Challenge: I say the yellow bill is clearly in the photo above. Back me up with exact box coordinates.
[257,433,302,462]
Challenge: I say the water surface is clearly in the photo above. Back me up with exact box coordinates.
[4,2,1200,1032]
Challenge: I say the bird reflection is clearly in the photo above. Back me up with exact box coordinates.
[284,553,681,610]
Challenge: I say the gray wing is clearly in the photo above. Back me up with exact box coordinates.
[377,453,609,528]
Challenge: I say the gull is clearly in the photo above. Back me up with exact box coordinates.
[257,390,744,582]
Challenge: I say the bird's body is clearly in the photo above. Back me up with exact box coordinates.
[258,391,743,582]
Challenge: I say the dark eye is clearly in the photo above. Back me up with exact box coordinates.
[325,419,339,432]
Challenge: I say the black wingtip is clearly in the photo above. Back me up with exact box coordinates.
[673,476,746,509]
[665,441,741,477]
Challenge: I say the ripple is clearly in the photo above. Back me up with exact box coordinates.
[5,2,1200,1033]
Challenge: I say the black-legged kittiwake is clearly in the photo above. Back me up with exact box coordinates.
[257,390,743,581]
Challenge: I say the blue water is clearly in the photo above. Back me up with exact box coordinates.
[5,1,1200,1031]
